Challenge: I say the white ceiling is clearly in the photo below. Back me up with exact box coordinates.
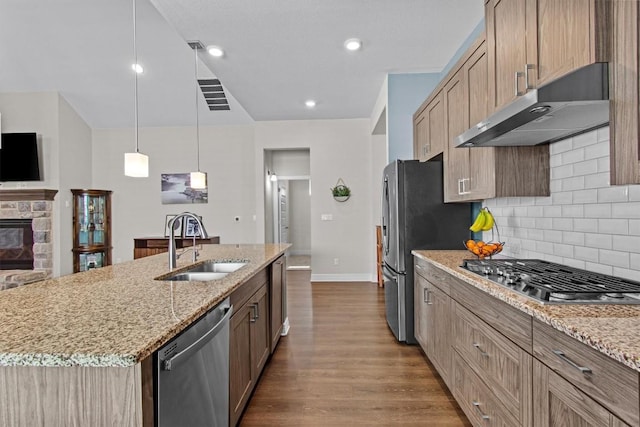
[0,0,483,129]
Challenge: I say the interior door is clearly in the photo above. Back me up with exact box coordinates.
[278,186,288,244]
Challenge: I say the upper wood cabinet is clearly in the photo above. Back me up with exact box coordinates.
[486,0,610,113]
[443,38,550,202]
[413,90,445,161]
[610,0,640,185]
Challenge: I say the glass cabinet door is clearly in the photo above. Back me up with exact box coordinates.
[76,193,107,247]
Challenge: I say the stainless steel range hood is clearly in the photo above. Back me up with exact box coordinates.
[456,62,609,148]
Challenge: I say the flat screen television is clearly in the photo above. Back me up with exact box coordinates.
[0,133,41,181]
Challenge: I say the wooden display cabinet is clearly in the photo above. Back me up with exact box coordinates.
[71,189,112,273]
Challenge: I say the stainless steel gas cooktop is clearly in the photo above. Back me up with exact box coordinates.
[461,259,640,305]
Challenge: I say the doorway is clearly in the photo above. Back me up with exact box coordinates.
[264,149,311,270]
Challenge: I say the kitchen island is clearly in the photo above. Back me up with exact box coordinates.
[413,250,640,426]
[0,243,289,426]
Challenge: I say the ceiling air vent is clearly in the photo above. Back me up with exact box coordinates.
[198,79,230,111]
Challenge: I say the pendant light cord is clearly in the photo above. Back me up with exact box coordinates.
[133,0,139,153]
[194,46,200,171]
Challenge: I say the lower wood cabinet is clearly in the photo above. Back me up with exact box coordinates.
[270,255,285,352]
[414,264,451,387]
[230,281,270,427]
[413,255,640,427]
[453,301,532,426]
[533,359,629,427]
[452,351,519,427]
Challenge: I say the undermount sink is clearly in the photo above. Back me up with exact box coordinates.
[158,261,248,282]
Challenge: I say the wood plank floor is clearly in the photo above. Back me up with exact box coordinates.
[239,271,471,426]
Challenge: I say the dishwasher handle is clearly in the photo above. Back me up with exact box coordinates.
[162,304,233,371]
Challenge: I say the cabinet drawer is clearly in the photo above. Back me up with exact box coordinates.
[450,275,532,351]
[452,351,519,427]
[453,302,532,425]
[533,320,639,426]
[414,258,452,295]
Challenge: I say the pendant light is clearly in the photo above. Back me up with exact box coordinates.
[124,0,149,178]
[188,41,207,189]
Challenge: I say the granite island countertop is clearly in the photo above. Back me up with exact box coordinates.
[413,250,640,373]
[0,243,289,368]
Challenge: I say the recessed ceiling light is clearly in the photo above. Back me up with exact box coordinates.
[207,45,224,57]
[344,38,362,51]
[131,63,144,74]
[305,100,316,108]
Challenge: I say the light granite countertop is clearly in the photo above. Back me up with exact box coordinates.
[412,250,640,372]
[0,244,289,368]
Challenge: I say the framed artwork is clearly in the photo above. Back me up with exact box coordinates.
[164,215,183,238]
[183,216,203,238]
[161,173,208,204]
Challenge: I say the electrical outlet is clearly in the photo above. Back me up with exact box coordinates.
[333,258,339,265]
[321,214,333,221]
[234,216,240,222]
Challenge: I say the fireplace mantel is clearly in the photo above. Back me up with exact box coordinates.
[0,189,58,201]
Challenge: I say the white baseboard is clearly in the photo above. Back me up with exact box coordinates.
[280,317,290,336]
[310,273,376,282]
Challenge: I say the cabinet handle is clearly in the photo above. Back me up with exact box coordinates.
[472,401,490,421]
[458,179,465,195]
[515,71,525,96]
[255,302,260,319]
[524,64,535,90]
[250,303,258,323]
[552,349,592,374]
[424,288,433,305]
[473,342,489,358]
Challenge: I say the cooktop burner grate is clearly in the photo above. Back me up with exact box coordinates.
[461,259,640,295]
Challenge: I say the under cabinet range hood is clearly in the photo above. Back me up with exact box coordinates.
[456,62,609,148]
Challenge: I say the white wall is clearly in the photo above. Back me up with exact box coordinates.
[255,119,374,281]
[57,96,93,276]
[272,149,311,176]
[485,127,640,281]
[0,92,93,277]
[92,125,257,264]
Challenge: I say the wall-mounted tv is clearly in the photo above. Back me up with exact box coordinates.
[0,133,41,181]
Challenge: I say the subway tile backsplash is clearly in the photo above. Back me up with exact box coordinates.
[484,126,640,281]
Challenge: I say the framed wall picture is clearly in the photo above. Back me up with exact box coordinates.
[161,173,208,204]
[164,215,183,238]
[183,216,203,238]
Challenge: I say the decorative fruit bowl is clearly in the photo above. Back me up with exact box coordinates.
[464,207,504,259]
[464,239,504,259]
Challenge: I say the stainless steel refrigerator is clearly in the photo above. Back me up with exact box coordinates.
[381,159,470,343]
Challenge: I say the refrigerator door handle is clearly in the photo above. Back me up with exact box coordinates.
[381,177,390,256]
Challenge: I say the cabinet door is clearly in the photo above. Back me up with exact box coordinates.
[428,284,451,386]
[413,272,429,352]
[230,303,254,427]
[270,256,284,352]
[444,68,470,203]
[415,91,446,161]
[533,360,630,427]
[413,109,429,160]
[486,0,527,111]
[466,42,497,201]
[610,0,640,185]
[525,0,607,88]
[251,285,270,377]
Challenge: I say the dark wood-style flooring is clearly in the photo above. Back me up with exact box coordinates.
[240,271,470,426]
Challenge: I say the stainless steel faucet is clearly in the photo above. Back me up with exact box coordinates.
[168,212,209,270]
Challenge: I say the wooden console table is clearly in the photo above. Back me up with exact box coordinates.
[133,236,220,259]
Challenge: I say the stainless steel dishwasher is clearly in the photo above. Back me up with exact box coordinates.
[155,297,233,427]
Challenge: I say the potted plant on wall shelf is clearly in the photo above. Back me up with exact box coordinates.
[331,178,351,202]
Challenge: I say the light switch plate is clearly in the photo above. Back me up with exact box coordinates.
[321,214,333,221]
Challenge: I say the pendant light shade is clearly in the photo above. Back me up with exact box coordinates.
[124,0,149,178]
[190,171,207,189]
[124,152,149,177]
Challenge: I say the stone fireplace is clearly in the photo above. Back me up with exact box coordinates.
[0,189,57,289]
